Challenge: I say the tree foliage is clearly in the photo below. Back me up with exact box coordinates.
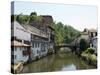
[84,48,95,54]
[79,39,89,52]
[11,12,80,45]
[52,22,80,45]
[16,14,29,24]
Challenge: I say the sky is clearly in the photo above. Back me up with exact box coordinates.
[11,1,98,31]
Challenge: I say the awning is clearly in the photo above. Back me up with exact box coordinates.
[11,40,31,47]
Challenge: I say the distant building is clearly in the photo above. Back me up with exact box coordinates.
[81,31,90,42]
[88,29,97,39]
[88,29,97,54]
[75,28,97,55]
[80,28,97,43]
[90,36,97,54]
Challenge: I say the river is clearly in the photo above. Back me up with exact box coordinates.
[21,48,96,73]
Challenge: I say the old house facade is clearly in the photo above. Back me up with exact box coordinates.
[38,15,55,54]
[11,21,31,64]
[23,24,49,60]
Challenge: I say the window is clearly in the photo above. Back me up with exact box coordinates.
[20,47,22,51]
[42,49,46,52]
[91,33,93,37]
[14,47,17,51]
[38,43,39,47]
[35,43,37,48]
[92,44,93,47]
[14,55,17,59]
[31,34,32,39]
[32,43,34,47]
[96,32,97,36]
[24,40,30,45]
[11,46,14,51]
[37,50,39,54]
[16,39,22,42]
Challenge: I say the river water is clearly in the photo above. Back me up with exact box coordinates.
[21,48,96,73]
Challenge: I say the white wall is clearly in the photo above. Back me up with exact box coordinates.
[13,47,29,64]
[31,42,48,60]
[31,42,41,60]
[81,34,89,40]
[12,21,31,41]
[92,37,97,53]
[11,21,31,64]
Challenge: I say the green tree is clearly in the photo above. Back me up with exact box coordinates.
[30,12,37,16]
[12,12,80,45]
[29,12,37,23]
[79,39,89,53]
[29,12,43,25]
[85,48,95,54]
[16,14,29,24]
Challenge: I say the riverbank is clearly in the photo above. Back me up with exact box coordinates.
[81,52,97,67]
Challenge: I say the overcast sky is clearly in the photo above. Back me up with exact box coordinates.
[12,1,98,31]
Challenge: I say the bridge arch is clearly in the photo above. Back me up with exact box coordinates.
[55,43,77,53]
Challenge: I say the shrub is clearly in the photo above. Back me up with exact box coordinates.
[85,48,95,54]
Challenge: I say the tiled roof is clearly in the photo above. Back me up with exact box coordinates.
[23,24,48,38]
[89,29,97,32]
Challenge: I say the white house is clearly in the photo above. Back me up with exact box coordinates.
[11,20,55,62]
[91,36,97,54]
[11,21,31,64]
[11,40,31,64]
[11,21,31,41]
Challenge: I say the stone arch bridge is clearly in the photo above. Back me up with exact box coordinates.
[55,42,78,53]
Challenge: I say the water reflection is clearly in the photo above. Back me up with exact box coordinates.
[21,49,96,73]
[61,64,76,71]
